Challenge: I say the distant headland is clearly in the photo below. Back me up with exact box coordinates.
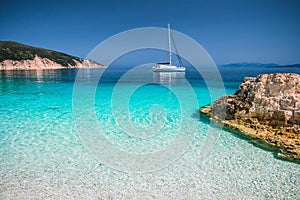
[221,62,300,68]
[0,41,106,70]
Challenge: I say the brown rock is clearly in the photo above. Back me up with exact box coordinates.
[200,73,300,163]
[0,55,107,70]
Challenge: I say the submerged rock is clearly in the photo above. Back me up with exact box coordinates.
[200,73,300,162]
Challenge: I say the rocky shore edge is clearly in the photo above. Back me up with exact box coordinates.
[200,73,300,163]
[0,55,107,70]
[0,41,107,70]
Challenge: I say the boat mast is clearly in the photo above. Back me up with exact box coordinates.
[168,23,172,66]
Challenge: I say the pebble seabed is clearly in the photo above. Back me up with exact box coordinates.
[0,71,299,199]
[1,113,299,199]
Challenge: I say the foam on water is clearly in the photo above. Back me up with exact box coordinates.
[0,68,299,199]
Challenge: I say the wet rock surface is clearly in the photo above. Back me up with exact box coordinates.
[200,73,300,162]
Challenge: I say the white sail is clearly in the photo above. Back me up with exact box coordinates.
[152,24,185,72]
[168,23,172,66]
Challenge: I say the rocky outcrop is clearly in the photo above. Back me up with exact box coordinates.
[200,73,300,162]
[0,55,106,70]
[0,41,107,70]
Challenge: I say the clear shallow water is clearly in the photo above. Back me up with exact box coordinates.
[0,66,299,199]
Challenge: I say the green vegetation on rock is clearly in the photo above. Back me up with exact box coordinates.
[0,41,83,66]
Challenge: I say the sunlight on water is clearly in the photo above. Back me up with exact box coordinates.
[0,68,299,199]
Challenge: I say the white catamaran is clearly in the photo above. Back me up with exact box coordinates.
[152,24,185,72]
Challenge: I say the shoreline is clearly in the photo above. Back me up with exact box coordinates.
[0,55,107,70]
[200,106,300,163]
[0,66,108,71]
[199,73,300,163]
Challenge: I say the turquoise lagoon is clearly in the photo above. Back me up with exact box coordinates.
[0,66,299,199]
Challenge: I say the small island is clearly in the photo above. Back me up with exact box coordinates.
[200,73,300,162]
[0,41,106,70]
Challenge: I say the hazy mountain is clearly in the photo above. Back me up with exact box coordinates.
[221,63,280,68]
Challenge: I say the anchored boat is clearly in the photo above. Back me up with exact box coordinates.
[152,24,185,72]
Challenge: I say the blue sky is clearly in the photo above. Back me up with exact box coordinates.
[0,0,299,65]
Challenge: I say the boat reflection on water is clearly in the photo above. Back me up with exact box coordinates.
[153,72,186,85]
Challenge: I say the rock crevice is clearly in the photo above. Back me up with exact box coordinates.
[200,73,300,162]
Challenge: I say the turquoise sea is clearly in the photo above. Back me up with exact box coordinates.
[0,65,299,199]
